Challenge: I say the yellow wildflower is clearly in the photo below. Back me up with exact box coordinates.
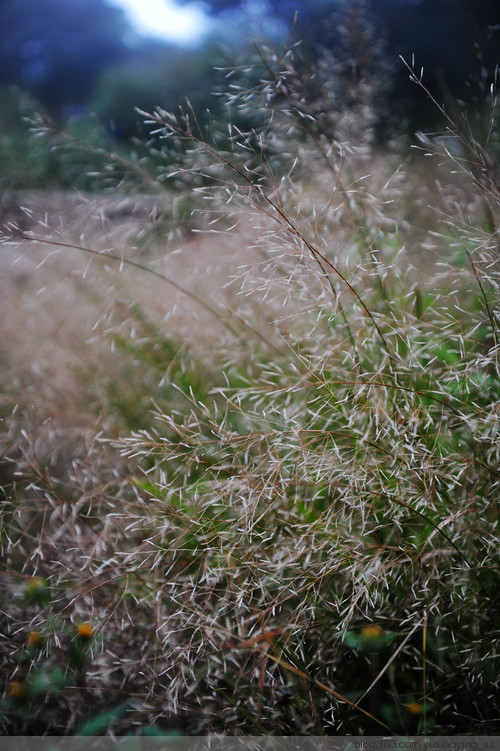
[76,622,94,639]
[27,631,42,646]
[361,624,384,638]
[7,681,27,700]
[407,701,423,715]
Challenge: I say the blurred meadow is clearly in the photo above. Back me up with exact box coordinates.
[1,0,500,736]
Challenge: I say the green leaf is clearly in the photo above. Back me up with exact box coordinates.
[74,702,130,736]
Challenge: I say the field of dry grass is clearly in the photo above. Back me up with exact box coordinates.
[1,144,498,734]
[0,189,263,733]
[1,32,500,734]
[0,157,479,470]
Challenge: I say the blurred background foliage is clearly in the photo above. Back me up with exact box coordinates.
[0,0,500,190]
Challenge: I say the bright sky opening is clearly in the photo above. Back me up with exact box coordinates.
[108,0,211,45]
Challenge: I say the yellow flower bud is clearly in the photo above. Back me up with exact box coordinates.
[360,624,383,638]
[76,622,94,639]
[27,630,42,646]
[407,701,423,715]
[8,681,27,700]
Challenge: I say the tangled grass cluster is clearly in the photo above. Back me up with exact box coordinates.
[1,6,499,735]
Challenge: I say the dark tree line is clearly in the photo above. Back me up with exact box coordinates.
[1,0,499,134]
[0,0,130,117]
[186,0,500,129]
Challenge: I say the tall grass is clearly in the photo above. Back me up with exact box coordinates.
[1,6,499,735]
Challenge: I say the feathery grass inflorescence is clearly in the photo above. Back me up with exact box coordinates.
[1,9,499,734]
